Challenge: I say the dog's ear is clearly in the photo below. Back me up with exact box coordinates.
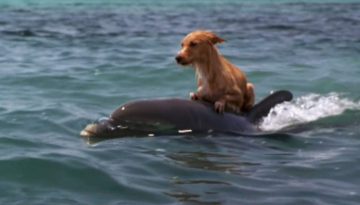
[205,31,225,45]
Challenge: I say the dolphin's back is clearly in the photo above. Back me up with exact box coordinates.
[112,99,254,133]
[80,90,293,139]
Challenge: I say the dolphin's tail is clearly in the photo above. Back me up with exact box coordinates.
[246,90,293,124]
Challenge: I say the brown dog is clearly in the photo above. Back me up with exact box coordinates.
[175,30,255,114]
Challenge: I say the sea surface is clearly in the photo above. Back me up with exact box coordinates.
[0,0,360,204]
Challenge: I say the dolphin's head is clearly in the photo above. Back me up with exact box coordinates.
[80,123,98,138]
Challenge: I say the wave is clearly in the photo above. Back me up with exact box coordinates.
[259,93,360,131]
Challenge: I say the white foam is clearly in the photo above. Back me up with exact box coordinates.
[259,93,360,131]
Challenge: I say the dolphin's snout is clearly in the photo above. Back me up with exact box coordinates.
[80,123,98,137]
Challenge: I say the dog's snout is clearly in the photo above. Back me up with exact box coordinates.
[175,55,183,63]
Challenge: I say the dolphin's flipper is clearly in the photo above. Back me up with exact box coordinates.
[246,90,293,124]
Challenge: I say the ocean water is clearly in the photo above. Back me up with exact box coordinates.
[0,0,360,204]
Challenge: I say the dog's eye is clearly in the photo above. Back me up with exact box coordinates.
[181,43,184,48]
[189,41,198,47]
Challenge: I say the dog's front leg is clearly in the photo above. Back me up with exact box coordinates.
[190,92,200,100]
[190,83,206,101]
[214,100,226,113]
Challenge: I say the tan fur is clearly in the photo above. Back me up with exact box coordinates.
[176,30,255,113]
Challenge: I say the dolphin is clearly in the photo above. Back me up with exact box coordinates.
[80,90,293,140]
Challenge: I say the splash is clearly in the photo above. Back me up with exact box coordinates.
[259,93,360,131]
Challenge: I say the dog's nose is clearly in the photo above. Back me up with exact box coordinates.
[175,55,183,63]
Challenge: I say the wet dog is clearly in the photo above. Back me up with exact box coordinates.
[176,30,255,113]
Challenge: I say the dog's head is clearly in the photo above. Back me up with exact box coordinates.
[175,30,225,66]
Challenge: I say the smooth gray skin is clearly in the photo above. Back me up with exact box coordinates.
[80,91,293,139]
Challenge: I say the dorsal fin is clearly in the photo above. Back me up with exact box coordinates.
[246,90,293,124]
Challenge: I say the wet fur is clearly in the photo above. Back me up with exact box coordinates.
[176,30,255,113]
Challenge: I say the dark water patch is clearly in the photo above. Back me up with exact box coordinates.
[0,137,53,149]
[166,150,257,175]
[1,29,36,37]
[259,24,299,31]
[156,132,360,204]
[0,156,172,204]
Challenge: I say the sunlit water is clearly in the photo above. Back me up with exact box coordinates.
[0,0,360,204]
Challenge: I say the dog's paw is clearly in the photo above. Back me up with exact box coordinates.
[190,92,199,101]
[214,101,225,113]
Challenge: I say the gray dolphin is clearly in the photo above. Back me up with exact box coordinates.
[80,90,292,140]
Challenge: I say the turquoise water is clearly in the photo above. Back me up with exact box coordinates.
[1,0,360,204]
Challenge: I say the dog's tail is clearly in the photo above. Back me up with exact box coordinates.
[246,90,293,124]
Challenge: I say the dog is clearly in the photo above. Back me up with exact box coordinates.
[175,30,255,114]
